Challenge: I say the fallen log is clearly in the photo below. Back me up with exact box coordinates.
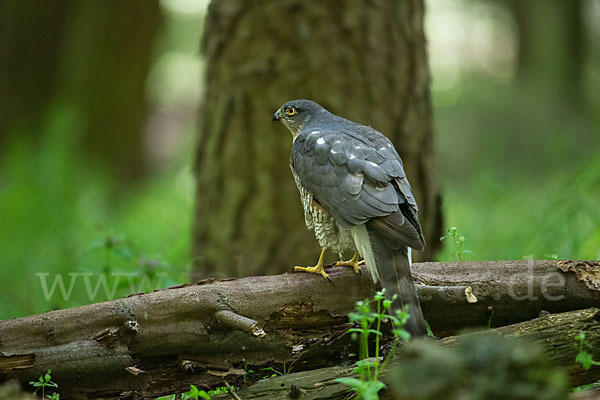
[0,260,597,398]
[222,308,600,400]
[416,259,600,334]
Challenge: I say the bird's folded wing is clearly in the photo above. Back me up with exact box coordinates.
[291,127,424,248]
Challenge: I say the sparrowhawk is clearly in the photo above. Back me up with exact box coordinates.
[273,99,427,336]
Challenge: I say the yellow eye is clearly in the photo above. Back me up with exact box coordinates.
[285,107,297,116]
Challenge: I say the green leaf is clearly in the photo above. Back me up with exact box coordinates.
[183,385,201,400]
[394,329,412,342]
[385,315,399,323]
[198,390,211,399]
[425,320,435,338]
[260,366,283,375]
[334,377,364,388]
[356,359,379,368]
[362,380,386,400]
[576,351,594,370]
[348,313,364,322]
[347,328,368,334]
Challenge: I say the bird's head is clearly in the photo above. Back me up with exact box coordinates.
[273,99,328,136]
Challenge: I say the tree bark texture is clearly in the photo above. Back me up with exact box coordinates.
[193,0,443,279]
[0,260,597,398]
[416,259,600,335]
[0,0,162,180]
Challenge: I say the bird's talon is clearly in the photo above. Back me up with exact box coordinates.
[293,264,330,281]
[333,252,363,275]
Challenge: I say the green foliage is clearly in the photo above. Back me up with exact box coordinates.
[424,320,436,339]
[440,226,473,261]
[29,369,59,399]
[206,387,228,396]
[571,381,600,393]
[242,358,254,385]
[574,332,600,371]
[435,79,600,262]
[181,385,211,400]
[335,377,385,400]
[336,290,411,400]
[260,363,292,379]
[0,104,193,319]
[156,384,217,400]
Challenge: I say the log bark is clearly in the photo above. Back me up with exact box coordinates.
[0,260,598,398]
[417,259,600,334]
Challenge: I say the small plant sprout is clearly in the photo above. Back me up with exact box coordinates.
[424,320,435,338]
[574,331,600,370]
[260,362,292,379]
[242,358,254,384]
[181,384,211,400]
[207,386,228,396]
[29,369,59,399]
[260,366,283,379]
[440,226,473,261]
[336,289,411,400]
[156,384,226,400]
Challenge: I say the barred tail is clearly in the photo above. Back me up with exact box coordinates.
[351,224,427,336]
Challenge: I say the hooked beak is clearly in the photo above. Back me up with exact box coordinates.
[272,110,281,124]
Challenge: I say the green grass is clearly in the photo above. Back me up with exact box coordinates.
[434,78,600,262]
[438,163,600,261]
[0,105,194,319]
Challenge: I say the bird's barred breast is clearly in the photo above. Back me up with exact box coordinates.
[291,167,353,253]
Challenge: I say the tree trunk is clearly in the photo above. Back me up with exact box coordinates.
[0,0,69,142]
[508,0,585,105]
[60,0,163,180]
[0,0,162,180]
[1,260,597,398]
[193,0,442,279]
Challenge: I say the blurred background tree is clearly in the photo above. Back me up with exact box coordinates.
[0,0,162,179]
[508,0,586,105]
[192,0,443,278]
[0,0,598,319]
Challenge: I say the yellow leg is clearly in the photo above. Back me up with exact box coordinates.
[334,252,364,275]
[294,248,330,281]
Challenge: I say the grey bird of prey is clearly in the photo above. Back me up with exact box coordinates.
[273,99,427,336]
